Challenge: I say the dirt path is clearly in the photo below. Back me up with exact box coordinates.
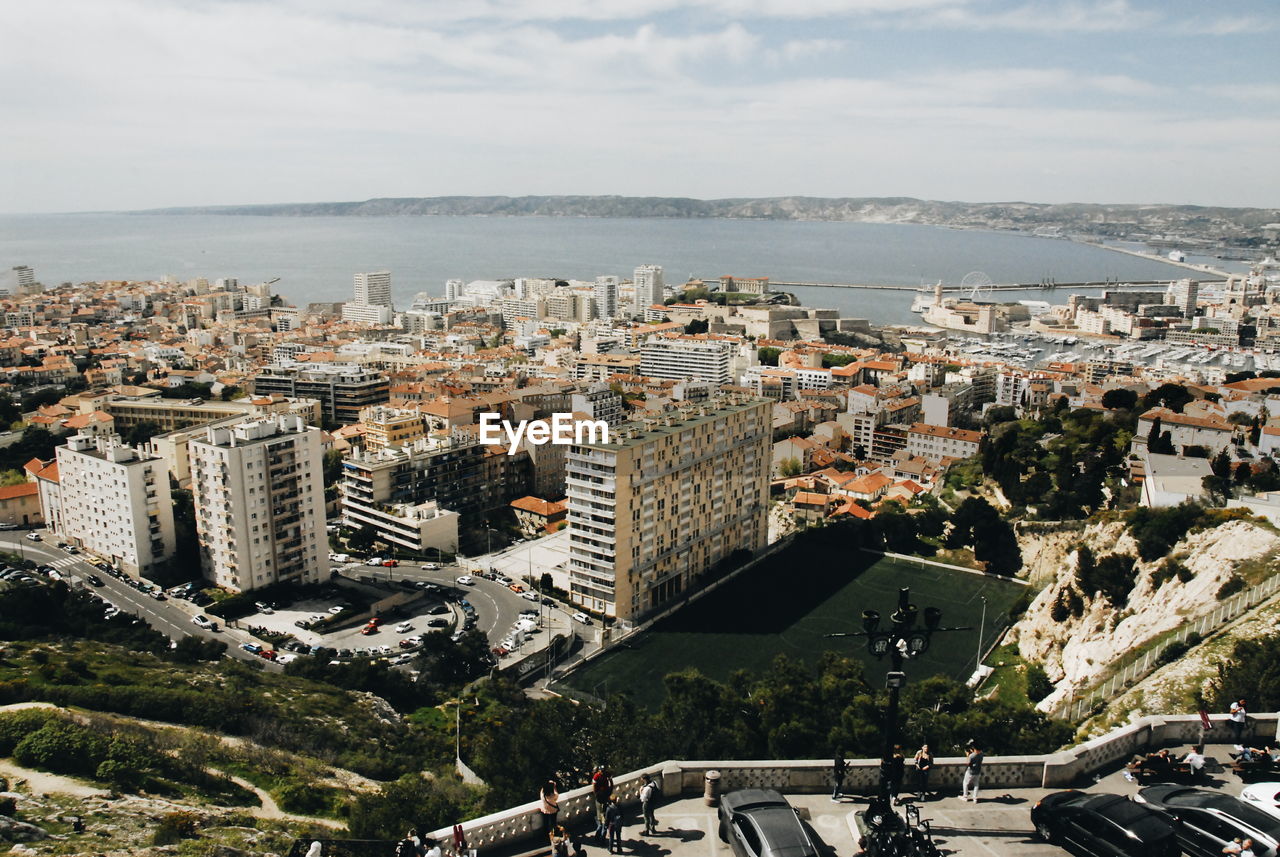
[215,770,346,829]
[0,758,110,799]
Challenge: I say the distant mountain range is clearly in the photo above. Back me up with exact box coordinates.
[134,196,1280,242]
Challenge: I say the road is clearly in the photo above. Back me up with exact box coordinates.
[2,531,572,671]
[0,532,278,669]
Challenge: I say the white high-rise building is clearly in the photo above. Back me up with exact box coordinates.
[190,415,327,593]
[639,336,734,384]
[445,279,463,301]
[594,276,619,319]
[354,270,393,308]
[633,265,665,314]
[54,434,175,578]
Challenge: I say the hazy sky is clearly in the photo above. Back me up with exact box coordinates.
[2,0,1277,212]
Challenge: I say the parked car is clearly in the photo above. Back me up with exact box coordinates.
[361,625,378,635]
[258,649,277,660]
[65,546,78,554]
[572,612,592,625]
[86,574,104,587]
[522,591,540,602]
[427,617,449,627]
[193,615,212,628]
[25,533,40,541]
[0,522,18,530]
[424,563,440,570]
[395,622,413,633]
[1242,783,1280,823]
[1032,791,1180,857]
[1136,785,1280,857]
[508,583,525,593]
[365,557,385,566]
[275,653,297,665]
[717,789,820,857]
[382,559,399,568]
[398,639,416,649]
[455,575,473,586]
[328,606,345,615]
[240,643,263,654]
[254,602,274,614]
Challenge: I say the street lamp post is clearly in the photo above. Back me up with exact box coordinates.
[976,596,987,676]
[827,587,972,803]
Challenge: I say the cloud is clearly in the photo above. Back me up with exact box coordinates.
[924,0,1161,33]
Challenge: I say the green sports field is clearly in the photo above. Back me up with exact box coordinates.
[558,550,1027,708]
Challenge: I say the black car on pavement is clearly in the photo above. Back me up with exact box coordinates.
[1136,785,1280,857]
[717,789,820,857]
[1032,790,1180,857]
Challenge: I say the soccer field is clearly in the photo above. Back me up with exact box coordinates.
[559,550,1028,707]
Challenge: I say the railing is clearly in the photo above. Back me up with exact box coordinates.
[1056,572,1280,721]
[290,714,1274,857]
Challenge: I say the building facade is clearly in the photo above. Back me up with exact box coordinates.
[190,415,327,592]
[354,270,393,307]
[251,362,389,425]
[565,396,771,622]
[639,337,734,384]
[55,434,176,578]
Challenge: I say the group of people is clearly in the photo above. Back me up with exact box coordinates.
[538,766,661,856]
[392,831,445,857]
[832,742,983,804]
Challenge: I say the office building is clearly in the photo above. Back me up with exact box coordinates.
[633,265,665,314]
[341,302,395,325]
[639,336,734,384]
[251,362,389,425]
[190,415,327,592]
[54,434,175,578]
[566,395,771,621]
[354,270,393,307]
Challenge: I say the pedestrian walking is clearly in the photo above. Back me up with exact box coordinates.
[832,752,849,802]
[640,773,659,835]
[887,746,906,805]
[540,778,560,836]
[914,744,934,800]
[605,796,623,854]
[1230,698,1249,744]
[961,742,984,802]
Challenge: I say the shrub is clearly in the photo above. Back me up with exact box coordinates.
[0,708,56,755]
[1025,663,1053,702]
[151,811,200,846]
[13,720,109,777]
[1218,575,1246,600]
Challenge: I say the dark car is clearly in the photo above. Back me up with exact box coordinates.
[1032,791,1181,857]
[85,574,105,587]
[717,789,819,857]
[1136,785,1280,857]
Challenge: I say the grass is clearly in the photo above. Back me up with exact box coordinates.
[979,642,1030,705]
[560,552,1026,709]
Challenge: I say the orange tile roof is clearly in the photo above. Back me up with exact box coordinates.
[0,482,38,501]
[510,496,568,517]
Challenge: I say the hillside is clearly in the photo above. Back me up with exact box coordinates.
[131,196,1280,244]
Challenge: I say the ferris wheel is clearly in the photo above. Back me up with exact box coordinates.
[961,271,995,301]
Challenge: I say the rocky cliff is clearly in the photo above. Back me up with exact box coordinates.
[1009,519,1280,713]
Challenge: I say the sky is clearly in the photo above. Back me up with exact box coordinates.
[1,0,1277,213]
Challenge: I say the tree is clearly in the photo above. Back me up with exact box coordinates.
[122,420,162,447]
[348,773,481,840]
[779,458,803,478]
[1146,416,1175,455]
[758,347,782,366]
[1126,503,1206,561]
[684,319,709,335]
[1142,383,1193,414]
[1100,388,1137,410]
[1211,449,1233,479]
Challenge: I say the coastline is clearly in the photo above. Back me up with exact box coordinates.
[1076,239,1232,279]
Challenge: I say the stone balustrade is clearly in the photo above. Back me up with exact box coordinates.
[426,713,1278,852]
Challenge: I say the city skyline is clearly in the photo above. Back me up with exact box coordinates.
[2,0,1278,213]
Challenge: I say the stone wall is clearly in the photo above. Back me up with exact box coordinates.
[427,714,1278,852]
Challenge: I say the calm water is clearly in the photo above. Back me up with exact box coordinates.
[0,214,1201,325]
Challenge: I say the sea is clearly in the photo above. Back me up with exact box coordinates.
[0,213,1225,327]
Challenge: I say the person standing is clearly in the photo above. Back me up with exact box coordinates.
[551,826,570,857]
[1230,698,1249,744]
[605,796,623,854]
[962,742,984,802]
[592,765,614,840]
[914,744,934,800]
[832,752,849,802]
[887,747,906,805]
[540,779,560,837]
[639,773,658,835]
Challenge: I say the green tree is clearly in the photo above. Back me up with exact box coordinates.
[779,457,803,478]
[758,347,782,366]
[1142,383,1193,414]
[1101,388,1137,410]
[684,319,709,335]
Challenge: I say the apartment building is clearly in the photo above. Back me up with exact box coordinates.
[565,395,771,622]
[905,423,983,462]
[190,415,327,592]
[354,270,393,307]
[251,362,389,425]
[639,336,734,384]
[54,434,175,578]
[633,265,665,315]
[359,405,430,452]
[341,432,486,538]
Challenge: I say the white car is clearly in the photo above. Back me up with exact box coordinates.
[365,557,384,566]
[328,606,345,615]
[25,533,41,542]
[572,612,592,625]
[425,563,440,570]
[192,615,211,628]
[275,653,298,665]
[522,591,540,602]
[395,622,413,634]
[378,645,392,655]
[455,575,474,586]
[332,553,351,563]
[1241,783,1280,822]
